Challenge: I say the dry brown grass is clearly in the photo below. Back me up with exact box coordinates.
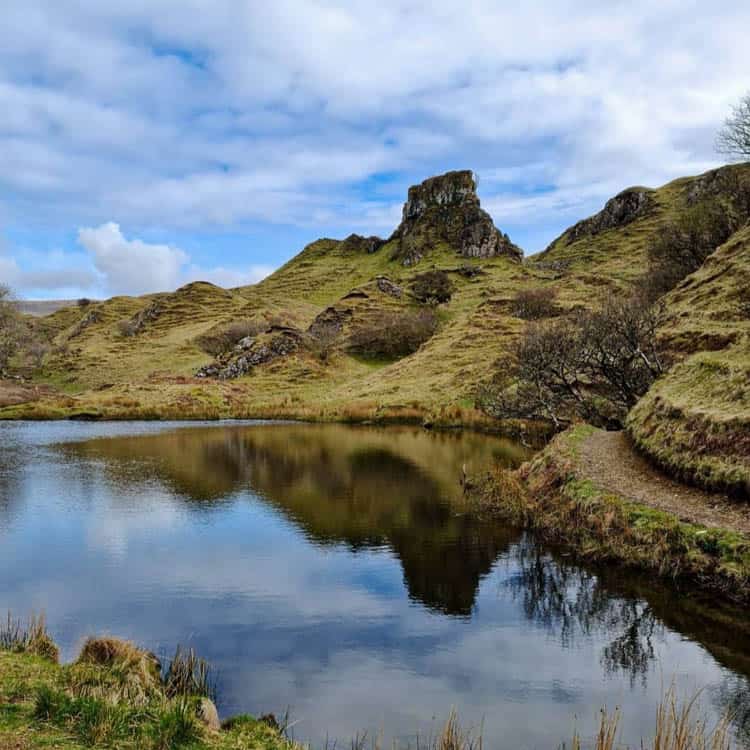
[0,613,59,663]
[73,636,162,705]
[571,688,733,750]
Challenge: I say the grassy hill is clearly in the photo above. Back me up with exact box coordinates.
[2,166,750,465]
[628,223,750,494]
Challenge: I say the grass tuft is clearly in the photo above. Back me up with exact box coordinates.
[164,645,216,701]
[0,612,59,663]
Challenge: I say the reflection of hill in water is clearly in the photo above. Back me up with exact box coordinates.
[56,422,750,731]
[61,424,529,616]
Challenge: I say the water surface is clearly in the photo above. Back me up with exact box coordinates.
[1,421,749,748]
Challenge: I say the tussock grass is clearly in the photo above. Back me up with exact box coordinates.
[145,698,202,750]
[0,612,59,663]
[164,645,216,701]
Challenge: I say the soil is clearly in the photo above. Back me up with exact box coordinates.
[580,430,750,535]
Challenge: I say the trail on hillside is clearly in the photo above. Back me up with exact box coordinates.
[580,431,750,535]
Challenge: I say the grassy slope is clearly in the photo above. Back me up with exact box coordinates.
[0,649,295,750]
[628,224,750,494]
[4,164,750,426]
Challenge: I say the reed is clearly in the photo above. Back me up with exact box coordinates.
[163,645,216,701]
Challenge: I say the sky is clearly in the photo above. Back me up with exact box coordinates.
[1,1,749,300]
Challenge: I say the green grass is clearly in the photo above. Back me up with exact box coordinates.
[627,224,750,495]
[0,641,297,750]
[468,424,750,601]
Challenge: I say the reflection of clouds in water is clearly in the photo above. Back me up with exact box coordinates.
[2,422,750,749]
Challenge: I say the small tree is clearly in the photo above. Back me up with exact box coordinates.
[0,285,24,374]
[478,293,666,429]
[717,92,750,160]
[511,287,559,320]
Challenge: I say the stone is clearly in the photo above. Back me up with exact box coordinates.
[197,698,220,731]
[375,276,403,298]
[340,233,384,254]
[307,307,352,340]
[196,327,304,380]
[389,170,522,265]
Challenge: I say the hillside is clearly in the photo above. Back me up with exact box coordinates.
[628,223,750,494]
[2,165,750,442]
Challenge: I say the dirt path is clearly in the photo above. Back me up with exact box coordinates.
[579,430,750,535]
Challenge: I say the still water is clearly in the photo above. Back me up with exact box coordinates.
[1,421,749,748]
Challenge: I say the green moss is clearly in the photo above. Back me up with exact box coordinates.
[469,426,750,602]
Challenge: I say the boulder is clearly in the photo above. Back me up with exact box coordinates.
[197,698,221,731]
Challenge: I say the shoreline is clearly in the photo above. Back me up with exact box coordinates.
[466,424,750,605]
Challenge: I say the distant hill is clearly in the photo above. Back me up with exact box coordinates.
[15,299,78,317]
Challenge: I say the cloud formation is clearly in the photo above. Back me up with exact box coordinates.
[76,222,273,295]
[1,1,749,296]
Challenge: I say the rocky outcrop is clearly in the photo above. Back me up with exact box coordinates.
[375,276,403,298]
[558,188,654,246]
[196,326,303,380]
[307,306,352,340]
[340,233,384,254]
[68,307,102,340]
[125,298,163,336]
[389,170,522,265]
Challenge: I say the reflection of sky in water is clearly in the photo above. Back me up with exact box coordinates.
[1,421,749,749]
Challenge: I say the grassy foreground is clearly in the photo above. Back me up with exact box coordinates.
[0,616,295,750]
[467,425,750,603]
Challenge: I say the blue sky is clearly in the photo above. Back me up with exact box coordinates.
[1,1,749,299]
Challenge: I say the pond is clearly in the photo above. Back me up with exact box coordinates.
[1,421,749,749]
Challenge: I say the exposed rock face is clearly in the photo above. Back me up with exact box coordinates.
[125,298,163,336]
[340,234,384,254]
[390,170,522,265]
[375,276,403,298]
[196,326,303,380]
[561,188,654,246]
[307,306,352,340]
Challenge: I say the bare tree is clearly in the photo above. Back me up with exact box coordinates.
[717,92,750,160]
[0,285,24,375]
[478,293,666,429]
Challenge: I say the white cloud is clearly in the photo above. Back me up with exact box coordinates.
[1,1,750,266]
[76,222,272,296]
[78,222,188,295]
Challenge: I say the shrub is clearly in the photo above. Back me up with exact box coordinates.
[28,341,49,369]
[410,270,453,303]
[117,319,139,338]
[347,308,438,359]
[77,298,92,308]
[644,201,736,300]
[511,287,559,320]
[195,318,268,355]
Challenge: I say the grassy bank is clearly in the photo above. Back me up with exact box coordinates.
[0,616,295,750]
[467,425,750,603]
